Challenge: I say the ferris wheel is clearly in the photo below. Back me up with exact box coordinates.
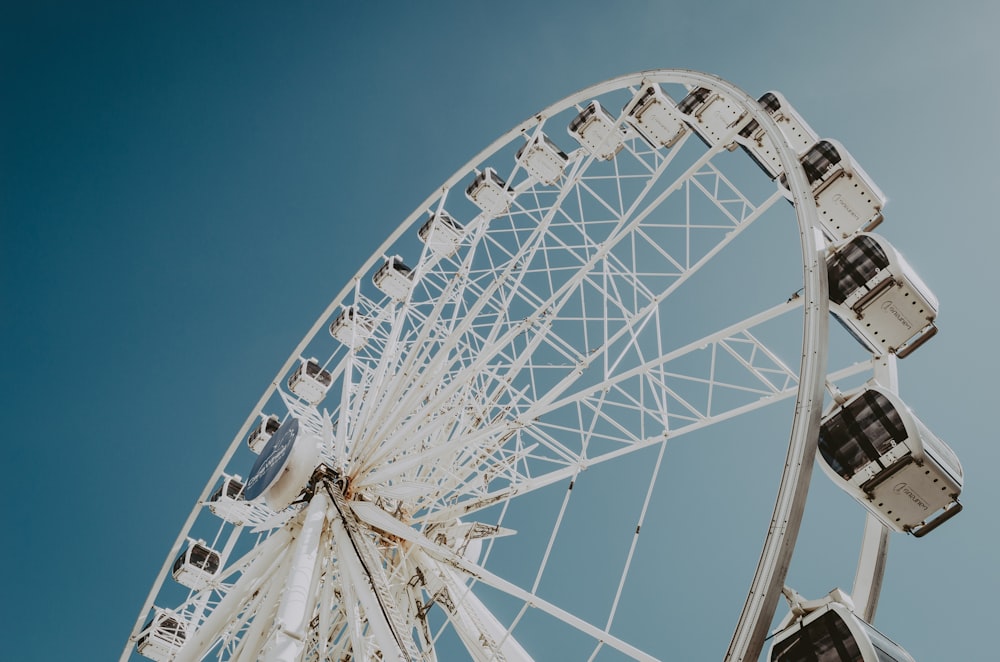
[123,70,964,662]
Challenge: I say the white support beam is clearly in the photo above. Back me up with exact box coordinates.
[265,491,329,662]
[352,501,658,662]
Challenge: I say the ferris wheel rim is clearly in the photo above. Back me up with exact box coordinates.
[124,69,839,662]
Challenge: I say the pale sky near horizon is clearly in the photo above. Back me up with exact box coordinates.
[3,2,998,660]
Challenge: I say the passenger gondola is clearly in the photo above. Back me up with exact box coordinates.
[675,85,744,149]
[465,167,513,217]
[622,82,687,149]
[172,540,221,590]
[827,233,939,358]
[208,474,249,524]
[287,357,333,403]
[567,100,624,160]
[372,255,414,302]
[738,91,818,179]
[328,306,374,350]
[246,414,280,453]
[781,139,886,239]
[136,608,186,661]
[818,385,963,536]
[770,592,916,662]
[417,210,466,257]
[515,132,568,185]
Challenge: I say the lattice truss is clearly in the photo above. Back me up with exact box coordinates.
[138,79,879,662]
[336,134,797,522]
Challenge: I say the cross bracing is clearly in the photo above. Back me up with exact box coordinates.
[125,71,887,662]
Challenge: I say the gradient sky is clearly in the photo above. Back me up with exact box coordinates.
[2,2,999,660]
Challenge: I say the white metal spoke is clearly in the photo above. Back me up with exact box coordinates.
[126,69,930,662]
[351,501,659,662]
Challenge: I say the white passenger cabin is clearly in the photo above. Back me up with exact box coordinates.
[568,101,624,160]
[465,168,512,217]
[417,211,465,257]
[136,608,186,662]
[172,540,221,590]
[208,474,250,525]
[818,386,963,536]
[622,82,686,149]
[373,255,414,302]
[770,591,915,662]
[247,414,280,453]
[515,133,568,184]
[287,358,332,404]
[827,233,939,358]
[786,139,887,239]
[676,86,745,149]
[738,91,818,179]
[329,306,374,350]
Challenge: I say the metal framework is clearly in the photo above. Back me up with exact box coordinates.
[124,70,916,662]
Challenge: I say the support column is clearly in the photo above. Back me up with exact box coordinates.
[267,491,329,662]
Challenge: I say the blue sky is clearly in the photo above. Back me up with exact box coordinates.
[2,1,998,660]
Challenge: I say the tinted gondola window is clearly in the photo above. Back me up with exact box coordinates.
[801,141,841,185]
[759,92,781,114]
[304,360,333,386]
[739,119,759,138]
[771,611,863,662]
[160,616,185,642]
[827,236,890,305]
[568,103,597,133]
[677,87,710,115]
[190,546,220,573]
[819,391,906,480]
[858,621,915,662]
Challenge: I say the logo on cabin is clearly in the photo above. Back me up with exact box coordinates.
[245,418,299,500]
[880,300,914,331]
[831,193,861,222]
[893,482,929,511]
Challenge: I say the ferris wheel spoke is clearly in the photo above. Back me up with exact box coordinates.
[326,484,427,661]
[129,70,944,662]
[175,527,294,662]
[354,299,811,512]
[416,358,872,527]
[350,192,786,492]
[382,169,780,448]
[228,578,284,661]
[528,295,800,420]
[416,551,534,662]
[349,131,755,467]
[432,297,807,498]
[351,501,659,662]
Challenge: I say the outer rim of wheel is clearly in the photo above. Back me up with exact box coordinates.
[123,69,830,662]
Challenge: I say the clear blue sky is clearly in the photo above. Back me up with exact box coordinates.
[2,1,998,660]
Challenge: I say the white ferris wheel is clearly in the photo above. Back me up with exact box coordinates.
[123,70,964,662]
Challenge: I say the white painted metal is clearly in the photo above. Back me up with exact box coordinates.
[124,69,936,662]
[372,256,414,302]
[738,90,818,179]
[623,81,687,149]
[568,100,624,159]
[267,491,328,662]
[465,168,512,216]
[851,355,897,622]
[677,85,745,148]
[287,359,332,405]
[828,233,939,357]
[417,550,534,662]
[790,139,887,240]
[515,133,568,185]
